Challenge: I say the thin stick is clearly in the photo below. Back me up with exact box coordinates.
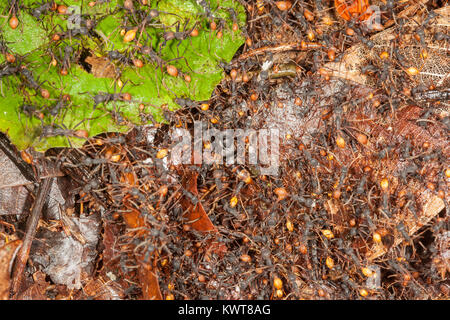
[235,42,302,61]
[10,177,53,297]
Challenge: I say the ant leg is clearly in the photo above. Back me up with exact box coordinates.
[149,53,163,98]
[16,107,26,130]
[173,19,191,59]
[70,117,89,135]
[136,21,149,44]
[140,55,161,97]
[159,23,169,54]
[160,20,182,54]
[66,138,73,148]
[161,78,178,100]
[80,91,99,110]
[48,23,65,40]
[111,100,118,124]
[175,42,196,72]
[173,19,181,34]
[55,103,69,126]
[180,17,189,34]
[117,79,129,98]
[153,65,161,98]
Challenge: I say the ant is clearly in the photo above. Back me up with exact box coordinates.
[134,35,167,70]
[49,93,71,117]
[227,8,239,28]
[434,32,450,41]
[19,68,39,89]
[197,0,214,20]
[19,67,49,94]
[134,34,190,95]
[136,38,172,97]
[56,44,80,74]
[20,103,44,125]
[7,0,21,21]
[38,122,88,147]
[356,175,368,195]
[159,18,199,59]
[82,80,131,110]
[405,192,418,220]
[174,97,197,108]
[137,8,181,30]
[0,61,22,95]
[107,47,132,66]
[413,88,450,102]
[121,0,139,24]
[0,38,9,56]
[396,222,412,243]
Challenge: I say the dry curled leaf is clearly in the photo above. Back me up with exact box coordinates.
[85,55,116,78]
[0,240,22,300]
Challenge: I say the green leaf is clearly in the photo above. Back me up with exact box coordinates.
[1,13,47,55]
[0,0,245,152]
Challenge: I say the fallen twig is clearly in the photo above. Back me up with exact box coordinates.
[10,176,53,298]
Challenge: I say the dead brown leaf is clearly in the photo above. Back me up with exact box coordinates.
[181,171,217,233]
[85,55,116,78]
[15,271,49,300]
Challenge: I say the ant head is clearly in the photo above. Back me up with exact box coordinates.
[149,9,159,18]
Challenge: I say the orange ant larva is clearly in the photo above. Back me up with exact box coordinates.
[9,15,19,29]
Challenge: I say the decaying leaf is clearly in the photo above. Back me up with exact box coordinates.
[181,171,217,232]
[122,200,146,229]
[85,55,117,79]
[30,213,101,290]
[320,102,448,260]
[121,192,162,300]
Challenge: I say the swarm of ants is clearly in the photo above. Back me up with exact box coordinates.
[0,0,449,300]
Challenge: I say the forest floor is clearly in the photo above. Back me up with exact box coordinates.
[0,0,449,300]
